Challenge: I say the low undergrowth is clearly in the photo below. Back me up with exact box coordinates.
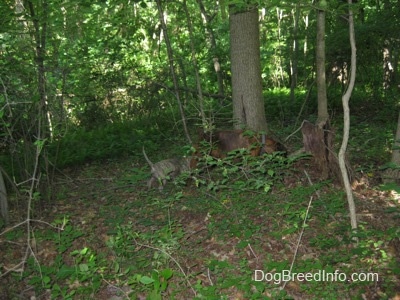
[1,150,400,299]
[1,109,400,299]
[188,147,296,193]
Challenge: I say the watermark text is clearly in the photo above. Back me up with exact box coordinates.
[254,269,379,285]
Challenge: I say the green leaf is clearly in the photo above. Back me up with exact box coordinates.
[147,289,161,300]
[114,262,120,273]
[57,265,75,279]
[139,275,154,285]
[237,240,248,248]
[160,268,173,280]
[43,275,51,284]
[79,263,89,272]
[80,247,89,255]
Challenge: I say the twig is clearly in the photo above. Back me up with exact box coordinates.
[0,219,63,237]
[1,261,25,277]
[305,167,337,222]
[0,218,66,280]
[281,169,317,290]
[304,170,321,200]
[247,243,259,263]
[102,278,131,300]
[281,194,314,290]
[285,120,306,142]
[207,268,214,286]
[133,240,197,297]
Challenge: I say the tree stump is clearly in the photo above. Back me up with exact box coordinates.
[301,120,342,181]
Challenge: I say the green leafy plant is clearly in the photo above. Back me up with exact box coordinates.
[128,269,174,300]
[193,147,291,193]
[105,219,187,297]
[22,219,105,299]
[53,218,84,253]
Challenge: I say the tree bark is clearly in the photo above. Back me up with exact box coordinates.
[301,120,340,180]
[316,0,329,126]
[392,111,400,165]
[301,0,342,182]
[0,168,8,225]
[339,0,357,231]
[230,7,268,132]
[290,2,300,103]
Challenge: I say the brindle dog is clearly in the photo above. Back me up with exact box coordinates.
[199,129,285,158]
[142,147,191,190]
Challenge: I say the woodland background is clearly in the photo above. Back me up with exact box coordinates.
[0,0,400,299]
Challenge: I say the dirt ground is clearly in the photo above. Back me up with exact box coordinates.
[1,157,400,299]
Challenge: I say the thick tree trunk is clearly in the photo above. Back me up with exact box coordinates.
[230,8,268,132]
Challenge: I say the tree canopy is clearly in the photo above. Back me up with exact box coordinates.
[1,0,399,133]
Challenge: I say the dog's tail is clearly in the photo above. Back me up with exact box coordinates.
[142,146,154,168]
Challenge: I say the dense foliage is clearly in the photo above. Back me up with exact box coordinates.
[1,0,399,175]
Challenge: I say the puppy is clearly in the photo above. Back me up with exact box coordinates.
[143,147,191,190]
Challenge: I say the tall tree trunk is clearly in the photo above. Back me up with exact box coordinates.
[183,0,207,129]
[303,14,309,59]
[275,8,285,87]
[339,0,357,231]
[197,0,225,99]
[28,0,50,140]
[301,0,341,181]
[27,0,53,201]
[316,0,328,126]
[230,7,268,132]
[155,0,191,144]
[290,2,300,103]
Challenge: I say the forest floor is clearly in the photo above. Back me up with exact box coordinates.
[1,151,400,299]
